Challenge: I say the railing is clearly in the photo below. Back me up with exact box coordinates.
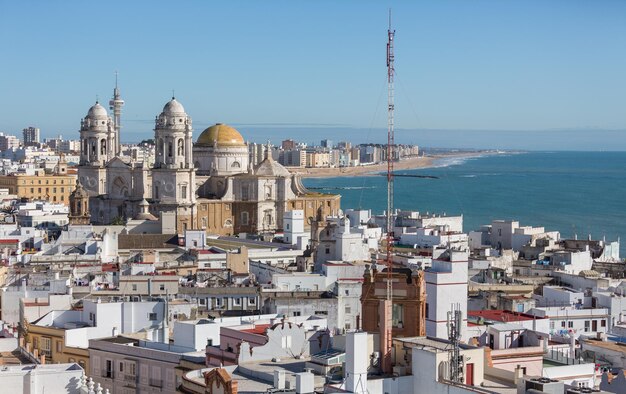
[123,374,137,384]
[149,378,163,388]
[545,348,582,365]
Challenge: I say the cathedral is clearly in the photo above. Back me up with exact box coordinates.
[76,87,340,235]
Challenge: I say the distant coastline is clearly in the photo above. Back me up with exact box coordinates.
[290,150,501,179]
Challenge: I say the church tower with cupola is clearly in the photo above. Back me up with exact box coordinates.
[68,181,91,225]
[77,102,115,195]
[151,97,196,232]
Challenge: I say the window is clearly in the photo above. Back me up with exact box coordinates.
[56,340,62,353]
[79,360,86,370]
[131,284,137,291]
[119,361,124,372]
[345,290,349,296]
[127,362,136,376]
[159,284,165,291]
[234,298,241,306]
[293,311,301,317]
[105,359,113,378]
[584,320,590,332]
[568,321,574,328]
[181,185,187,199]
[601,319,606,327]
[325,247,330,254]
[40,337,51,357]
[315,310,328,315]
[561,321,566,328]
[241,212,249,225]
[199,298,206,306]
[345,306,351,314]
[249,297,256,305]
[550,321,555,329]
[148,313,157,321]
[392,304,404,328]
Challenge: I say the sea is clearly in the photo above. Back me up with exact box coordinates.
[302,151,626,256]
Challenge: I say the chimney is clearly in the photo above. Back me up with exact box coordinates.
[295,371,314,394]
[346,332,368,394]
[273,370,286,390]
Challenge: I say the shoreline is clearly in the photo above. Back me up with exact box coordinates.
[289,151,496,179]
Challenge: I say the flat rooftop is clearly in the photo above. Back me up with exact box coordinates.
[396,336,477,352]
[468,310,546,323]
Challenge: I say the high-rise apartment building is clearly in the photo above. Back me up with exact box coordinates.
[0,132,20,151]
[23,126,40,146]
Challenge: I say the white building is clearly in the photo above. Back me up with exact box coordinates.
[31,299,169,348]
[0,363,84,394]
[315,216,374,270]
[284,209,308,247]
[399,227,468,250]
[425,249,469,340]
[89,336,204,394]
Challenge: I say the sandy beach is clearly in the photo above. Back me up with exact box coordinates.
[289,152,489,179]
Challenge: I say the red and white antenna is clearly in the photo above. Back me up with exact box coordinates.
[386,9,396,301]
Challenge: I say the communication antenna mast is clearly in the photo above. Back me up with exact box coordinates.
[385,9,396,301]
[109,71,124,156]
[447,304,465,383]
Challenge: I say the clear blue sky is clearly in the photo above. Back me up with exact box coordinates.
[1,1,625,150]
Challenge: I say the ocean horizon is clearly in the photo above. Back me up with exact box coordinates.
[302,151,626,256]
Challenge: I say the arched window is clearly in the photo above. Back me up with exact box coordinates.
[100,139,106,155]
[168,142,173,157]
[231,161,241,168]
[158,139,164,155]
[178,139,184,156]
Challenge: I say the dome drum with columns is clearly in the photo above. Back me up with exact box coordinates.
[77,90,340,235]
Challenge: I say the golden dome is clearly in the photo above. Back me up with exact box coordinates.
[196,123,245,147]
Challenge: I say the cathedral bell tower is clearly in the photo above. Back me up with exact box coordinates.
[68,180,91,225]
[151,97,196,232]
[77,102,115,195]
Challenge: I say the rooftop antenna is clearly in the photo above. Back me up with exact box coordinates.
[447,303,464,383]
[385,8,395,300]
[109,71,124,156]
[380,8,396,375]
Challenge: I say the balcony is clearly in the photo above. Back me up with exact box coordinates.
[123,374,137,384]
[101,369,114,379]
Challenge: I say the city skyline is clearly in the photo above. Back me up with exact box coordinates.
[1,1,625,150]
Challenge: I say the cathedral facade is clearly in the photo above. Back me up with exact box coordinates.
[77,92,340,235]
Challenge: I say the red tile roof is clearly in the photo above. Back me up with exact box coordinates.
[241,324,271,335]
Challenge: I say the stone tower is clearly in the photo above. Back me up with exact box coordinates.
[77,102,115,195]
[68,181,91,225]
[151,97,196,232]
